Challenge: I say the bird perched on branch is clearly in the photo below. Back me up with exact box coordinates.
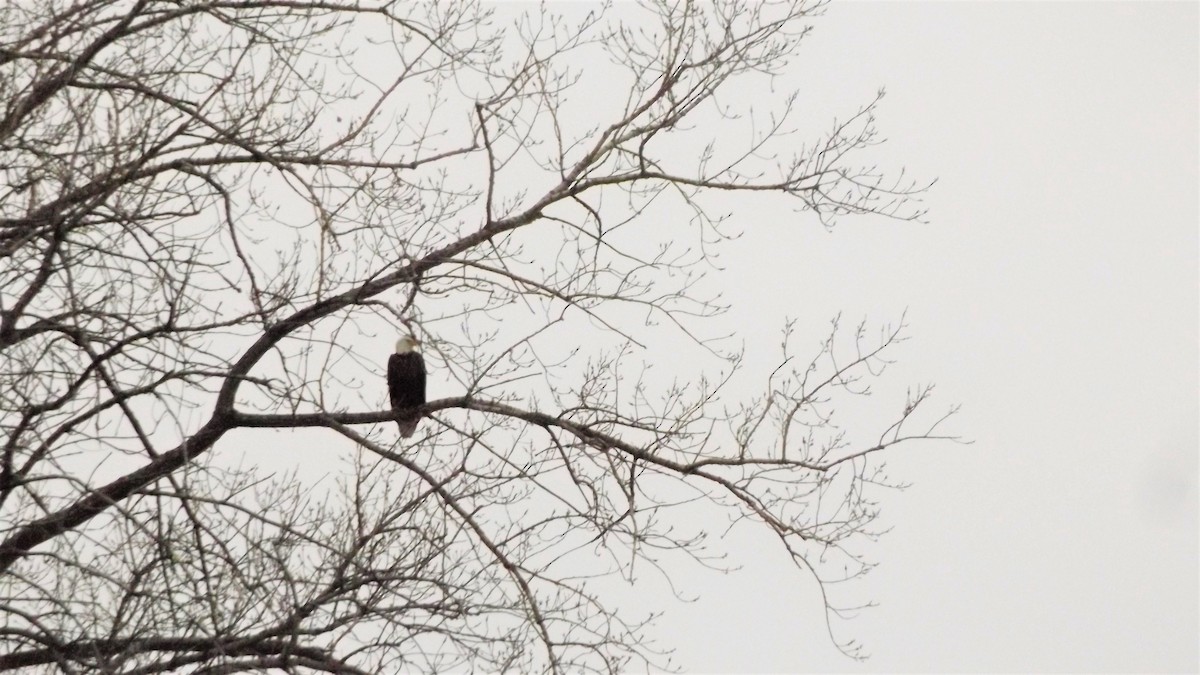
[388,334,426,437]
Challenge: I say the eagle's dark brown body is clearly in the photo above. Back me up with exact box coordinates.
[388,349,425,437]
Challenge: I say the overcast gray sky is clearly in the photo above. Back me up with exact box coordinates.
[170,2,1200,671]
[629,2,1198,672]
[227,1,1198,671]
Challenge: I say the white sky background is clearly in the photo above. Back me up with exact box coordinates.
[5,1,1196,672]
[223,1,1196,671]
[629,2,1198,673]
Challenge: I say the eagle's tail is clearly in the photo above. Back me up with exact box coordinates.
[398,416,420,439]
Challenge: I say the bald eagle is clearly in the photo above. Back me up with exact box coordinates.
[388,335,426,438]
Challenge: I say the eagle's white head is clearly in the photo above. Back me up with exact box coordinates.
[395,335,421,354]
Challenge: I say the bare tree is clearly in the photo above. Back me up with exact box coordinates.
[0,1,958,672]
